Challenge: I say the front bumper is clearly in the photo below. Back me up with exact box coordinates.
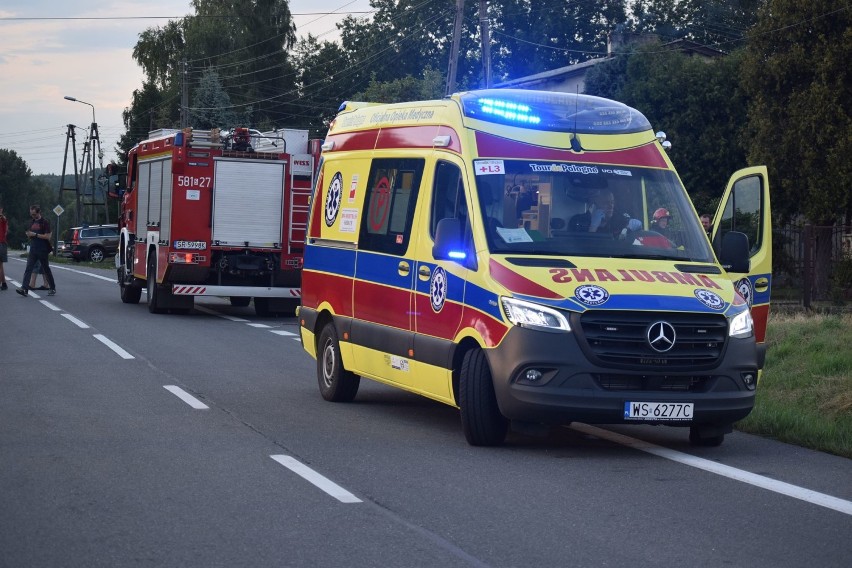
[487,324,758,427]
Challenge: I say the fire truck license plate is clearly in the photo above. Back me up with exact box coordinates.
[174,240,206,250]
[624,401,693,421]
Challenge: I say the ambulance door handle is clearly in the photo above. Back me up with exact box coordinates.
[398,261,410,276]
[418,265,431,281]
[755,277,769,292]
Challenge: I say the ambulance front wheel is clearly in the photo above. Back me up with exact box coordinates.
[689,426,726,447]
[459,348,509,447]
[317,323,360,402]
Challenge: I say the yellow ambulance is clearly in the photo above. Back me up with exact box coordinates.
[299,89,771,447]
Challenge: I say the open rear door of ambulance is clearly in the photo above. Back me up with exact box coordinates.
[712,166,772,369]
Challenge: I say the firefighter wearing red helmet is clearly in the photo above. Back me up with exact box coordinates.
[651,207,675,242]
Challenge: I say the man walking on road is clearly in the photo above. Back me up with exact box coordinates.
[0,206,8,290]
[16,204,56,297]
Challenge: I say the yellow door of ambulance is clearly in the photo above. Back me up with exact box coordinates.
[712,166,772,350]
[410,158,472,403]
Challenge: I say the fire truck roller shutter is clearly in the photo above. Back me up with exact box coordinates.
[136,162,150,236]
[212,159,286,247]
[160,159,173,241]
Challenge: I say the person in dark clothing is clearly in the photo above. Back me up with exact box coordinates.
[569,188,641,237]
[16,204,56,297]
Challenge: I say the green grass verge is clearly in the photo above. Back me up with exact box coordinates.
[737,311,852,458]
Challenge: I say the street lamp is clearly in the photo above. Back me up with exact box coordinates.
[64,95,96,125]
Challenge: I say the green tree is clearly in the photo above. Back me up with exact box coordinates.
[116,81,172,167]
[585,44,749,214]
[741,0,851,225]
[355,67,446,103]
[0,150,56,247]
[191,69,238,129]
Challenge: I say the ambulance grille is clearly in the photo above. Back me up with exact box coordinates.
[578,311,727,369]
[594,374,713,392]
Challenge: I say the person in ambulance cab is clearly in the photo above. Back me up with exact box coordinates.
[569,188,641,236]
[651,207,676,242]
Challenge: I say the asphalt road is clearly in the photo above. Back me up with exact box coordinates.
[1,257,851,567]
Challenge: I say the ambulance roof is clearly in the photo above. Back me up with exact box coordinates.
[456,89,652,135]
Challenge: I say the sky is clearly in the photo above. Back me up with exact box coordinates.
[0,0,373,176]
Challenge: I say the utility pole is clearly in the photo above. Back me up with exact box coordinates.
[180,60,189,128]
[445,0,465,96]
[59,125,82,227]
[479,0,492,88]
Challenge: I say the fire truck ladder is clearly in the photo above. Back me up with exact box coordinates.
[287,164,312,254]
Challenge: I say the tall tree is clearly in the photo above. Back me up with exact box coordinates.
[585,44,749,214]
[0,150,55,243]
[191,69,238,129]
[741,0,851,225]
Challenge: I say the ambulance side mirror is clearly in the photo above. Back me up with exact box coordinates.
[719,231,750,273]
[433,217,477,270]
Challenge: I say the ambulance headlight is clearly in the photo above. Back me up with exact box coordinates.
[501,297,571,332]
[729,309,754,338]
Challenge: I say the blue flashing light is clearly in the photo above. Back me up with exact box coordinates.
[174,132,184,146]
[448,251,467,260]
[478,97,541,125]
[460,89,652,134]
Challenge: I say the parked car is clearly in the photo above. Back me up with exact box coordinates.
[56,239,72,258]
[61,224,119,262]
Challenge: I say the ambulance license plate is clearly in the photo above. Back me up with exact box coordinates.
[624,401,693,421]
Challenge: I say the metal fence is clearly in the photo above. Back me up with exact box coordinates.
[774,223,852,306]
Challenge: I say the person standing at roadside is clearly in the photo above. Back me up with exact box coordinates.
[16,204,56,297]
[0,206,8,290]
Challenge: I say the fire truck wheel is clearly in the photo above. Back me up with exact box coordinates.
[459,348,508,446]
[230,296,251,307]
[119,267,142,304]
[317,323,360,402]
[254,297,271,316]
[147,260,166,314]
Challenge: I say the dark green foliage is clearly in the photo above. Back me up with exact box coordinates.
[0,150,56,244]
[585,44,748,213]
[740,0,851,225]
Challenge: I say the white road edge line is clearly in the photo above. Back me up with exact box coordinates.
[163,385,209,409]
[270,455,362,504]
[270,330,296,336]
[569,423,852,517]
[41,301,62,312]
[61,313,90,328]
[93,334,135,360]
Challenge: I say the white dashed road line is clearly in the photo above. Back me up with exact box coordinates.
[93,334,135,360]
[61,313,90,329]
[194,305,250,322]
[163,385,209,409]
[569,423,852,517]
[270,455,362,503]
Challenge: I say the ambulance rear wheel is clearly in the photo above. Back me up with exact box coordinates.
[459,348,508,446]
[317,323,360,402]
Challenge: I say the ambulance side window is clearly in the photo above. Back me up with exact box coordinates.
[430,161,468,238]
[358,158,424,255]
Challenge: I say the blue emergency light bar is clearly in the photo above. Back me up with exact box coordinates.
[459,89,651,134]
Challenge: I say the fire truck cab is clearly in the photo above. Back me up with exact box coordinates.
[118,127,319,315]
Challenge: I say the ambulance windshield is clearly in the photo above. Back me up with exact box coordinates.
[474,160,715,262]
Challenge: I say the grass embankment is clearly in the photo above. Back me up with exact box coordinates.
[737,311,852,458]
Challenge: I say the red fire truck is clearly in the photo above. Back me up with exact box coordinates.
[116,127,319,315]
